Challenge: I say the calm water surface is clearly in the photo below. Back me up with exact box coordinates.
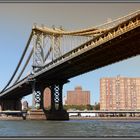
[0,119,140,137]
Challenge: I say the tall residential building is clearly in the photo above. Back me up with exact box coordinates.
[100,76,140,111]
[66,86,90,105]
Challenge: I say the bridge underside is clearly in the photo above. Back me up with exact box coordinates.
[1,26,140,99]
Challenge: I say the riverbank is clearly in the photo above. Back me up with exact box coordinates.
[1,116,140,121]
[70,116,140,121]
[0,116,23,120]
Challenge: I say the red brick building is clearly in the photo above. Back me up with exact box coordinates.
[66,86,90,105]
[100,76,140,111]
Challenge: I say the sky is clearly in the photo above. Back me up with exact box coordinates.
[0,3,139,105]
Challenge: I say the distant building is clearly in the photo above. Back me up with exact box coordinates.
[66,86,90,105]
[100,76,140,111]
[43,88,51,109]
[22,100,28,110]
[63,96,67,105]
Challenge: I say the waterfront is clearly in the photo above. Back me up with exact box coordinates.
[0,119,140,137]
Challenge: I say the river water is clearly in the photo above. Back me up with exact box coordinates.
[0,119,140,137]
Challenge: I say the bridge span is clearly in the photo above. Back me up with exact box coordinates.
[0,10,140,120]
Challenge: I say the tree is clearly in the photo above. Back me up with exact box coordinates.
[94,102,100,110]
[86,104,93,110]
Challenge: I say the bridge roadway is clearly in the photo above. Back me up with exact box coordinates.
[0,13,140,100]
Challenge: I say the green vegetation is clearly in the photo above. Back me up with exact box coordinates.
[63,104,92,110]
[94,102,100,110]
[63,103,100,111]
[28,103,100,111]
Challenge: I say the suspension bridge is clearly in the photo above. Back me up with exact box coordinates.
[0,10,140,120]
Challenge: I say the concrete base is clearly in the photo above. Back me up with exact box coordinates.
[26,109,69,120]
[26,109,46,120]
[45,109,69,120]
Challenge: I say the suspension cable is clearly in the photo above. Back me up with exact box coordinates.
[13,47,34,84]
[1,31,33,93]
[33,10,140,36]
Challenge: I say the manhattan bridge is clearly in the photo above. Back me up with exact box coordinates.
[0,10,140,120]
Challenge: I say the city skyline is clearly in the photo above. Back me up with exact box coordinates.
[0,3,139,105]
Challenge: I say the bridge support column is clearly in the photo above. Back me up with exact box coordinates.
[40,90,44,110]
[29,79,69,120]
[0,99,22,111]
[45,82,69,120]
[50,84,64,111]
[30,79,44,110]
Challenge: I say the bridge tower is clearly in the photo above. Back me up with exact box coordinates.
[31,29,69,120]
